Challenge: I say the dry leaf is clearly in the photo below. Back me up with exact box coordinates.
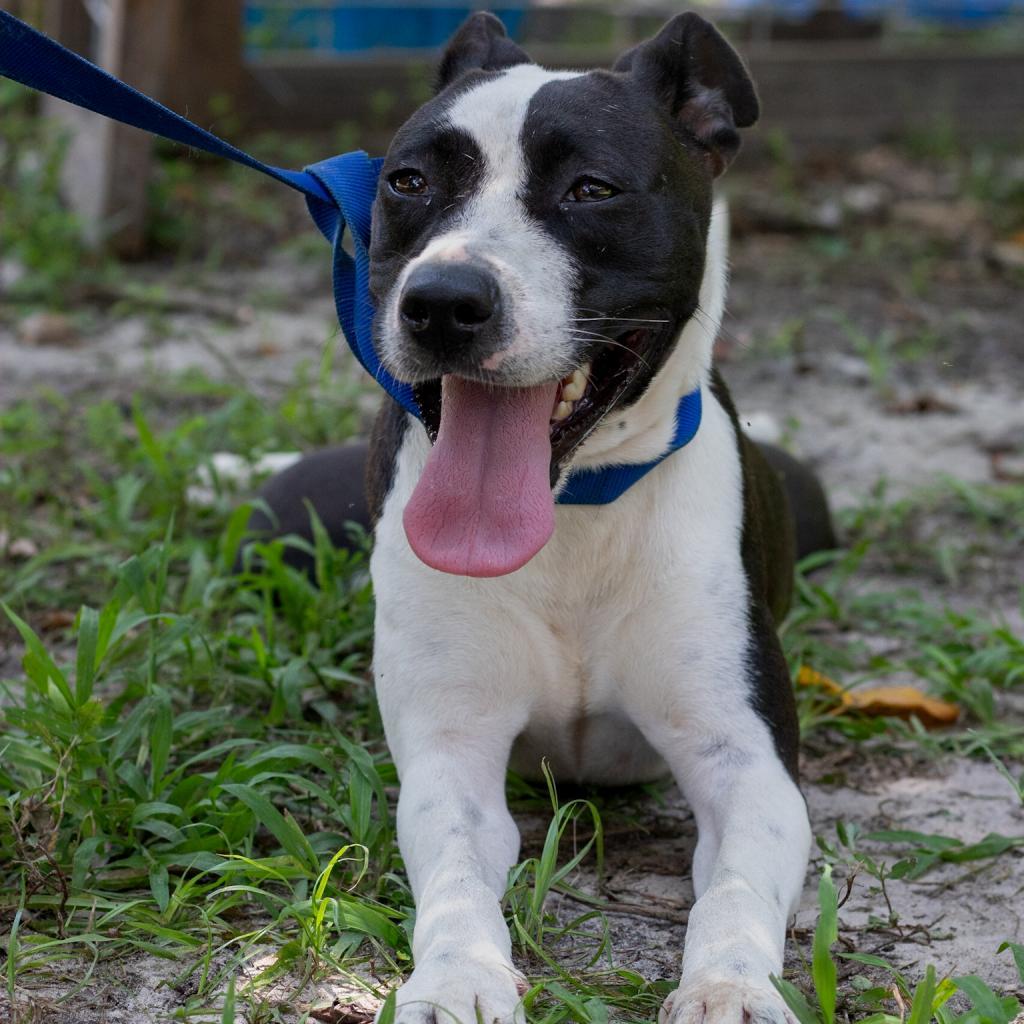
[846,686,960,727]
[796,666,959,728]
[797,665,846,698]
[39,609,77,632]
[309,1004,375,1024]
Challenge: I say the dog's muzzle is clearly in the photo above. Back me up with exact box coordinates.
[398,261,504,375]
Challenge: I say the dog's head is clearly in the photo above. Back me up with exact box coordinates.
[369,12,758,578]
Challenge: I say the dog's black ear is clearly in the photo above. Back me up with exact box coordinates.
[614,13,758,176]
[437,12,531,91]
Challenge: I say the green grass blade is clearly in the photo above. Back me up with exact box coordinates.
[771,975,821,1024]
[998,942,1024,984]
[221,782,318,872]
[378,989,397,1024]
[907,965,937,1024]
[952,975,1014,1024]
[812,864,838,1024]
[74,604,100,705]
[2,601,75,709]
[221,975,236,1024]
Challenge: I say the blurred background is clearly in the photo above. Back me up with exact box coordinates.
[2,0,1024,254]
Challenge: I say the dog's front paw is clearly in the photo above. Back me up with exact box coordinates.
[381,953,527,1024]
[661,976,796,1024]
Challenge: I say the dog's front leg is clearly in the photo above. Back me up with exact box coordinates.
[643,696,810,1023]
[378,685,528,1023]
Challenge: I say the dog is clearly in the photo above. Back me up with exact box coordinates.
[245,12,838,1022]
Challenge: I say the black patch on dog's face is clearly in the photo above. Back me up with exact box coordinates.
[520,71,713,422]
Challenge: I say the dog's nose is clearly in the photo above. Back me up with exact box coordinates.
[399,263,500,361]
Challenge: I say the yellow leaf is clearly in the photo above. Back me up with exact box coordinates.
[797,666,849,701]
[847,686,960,728]
[796,667,959,729]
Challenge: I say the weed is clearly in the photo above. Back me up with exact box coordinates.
[979,744,1024,805]
[505,765,606,963]
[763,317,807,359]
[0,360,403,1018]
[830,313,900,396]
[775,864,1023,1024]
[2,359,1022,1018]
[863,829,1024,880]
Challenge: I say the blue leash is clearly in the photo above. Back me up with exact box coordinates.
[0,10,701,506]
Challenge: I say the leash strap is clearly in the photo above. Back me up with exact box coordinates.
[0,11,328,202]
[0,10,701,505]
[0,9,419,416]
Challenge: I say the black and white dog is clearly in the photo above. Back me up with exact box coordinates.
[249,11,837,1022]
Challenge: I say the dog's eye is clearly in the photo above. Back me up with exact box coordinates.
[565,178,619,203]
[389,170,429,197]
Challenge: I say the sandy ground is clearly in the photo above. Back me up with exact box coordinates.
[2,152,1022,1021]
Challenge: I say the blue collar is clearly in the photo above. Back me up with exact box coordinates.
[555,387,701,504]
[1,10,701,504]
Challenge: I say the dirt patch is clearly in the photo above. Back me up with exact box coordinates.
[0,256,349,411]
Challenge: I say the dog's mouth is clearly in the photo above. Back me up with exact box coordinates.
[411,326,660,468]
[403,325,663,579]
[547,326,660,468]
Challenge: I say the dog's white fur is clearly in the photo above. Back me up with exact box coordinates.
[371,66,810,1024]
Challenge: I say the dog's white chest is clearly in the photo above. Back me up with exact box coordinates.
[371,388,749,786]
[497,573,669,782]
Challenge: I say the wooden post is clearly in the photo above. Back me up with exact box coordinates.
[167,0,245,125]
[39,0,244,257]
[1,0,37,15]
[42,0,91,44]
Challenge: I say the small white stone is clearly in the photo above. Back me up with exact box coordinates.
[7,537,38,560]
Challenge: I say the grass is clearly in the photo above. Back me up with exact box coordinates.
[0,82,95,303]
[781,475,1024,753]
[0,358,396,1019]
[0,360,687,1021]
[1,362,1021,1022]
[773,862,1024,1024]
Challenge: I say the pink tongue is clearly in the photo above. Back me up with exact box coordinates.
[403,375,558,577]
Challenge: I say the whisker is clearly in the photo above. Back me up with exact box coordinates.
[380,249,415,267]
[694,303,751,355]
[569,328,620,340]
[569,333,653,372]
[570,316,670,324]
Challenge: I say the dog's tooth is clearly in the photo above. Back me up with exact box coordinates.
[580,361,592,379]
[562,375,585,402]
[552,400,572,422]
